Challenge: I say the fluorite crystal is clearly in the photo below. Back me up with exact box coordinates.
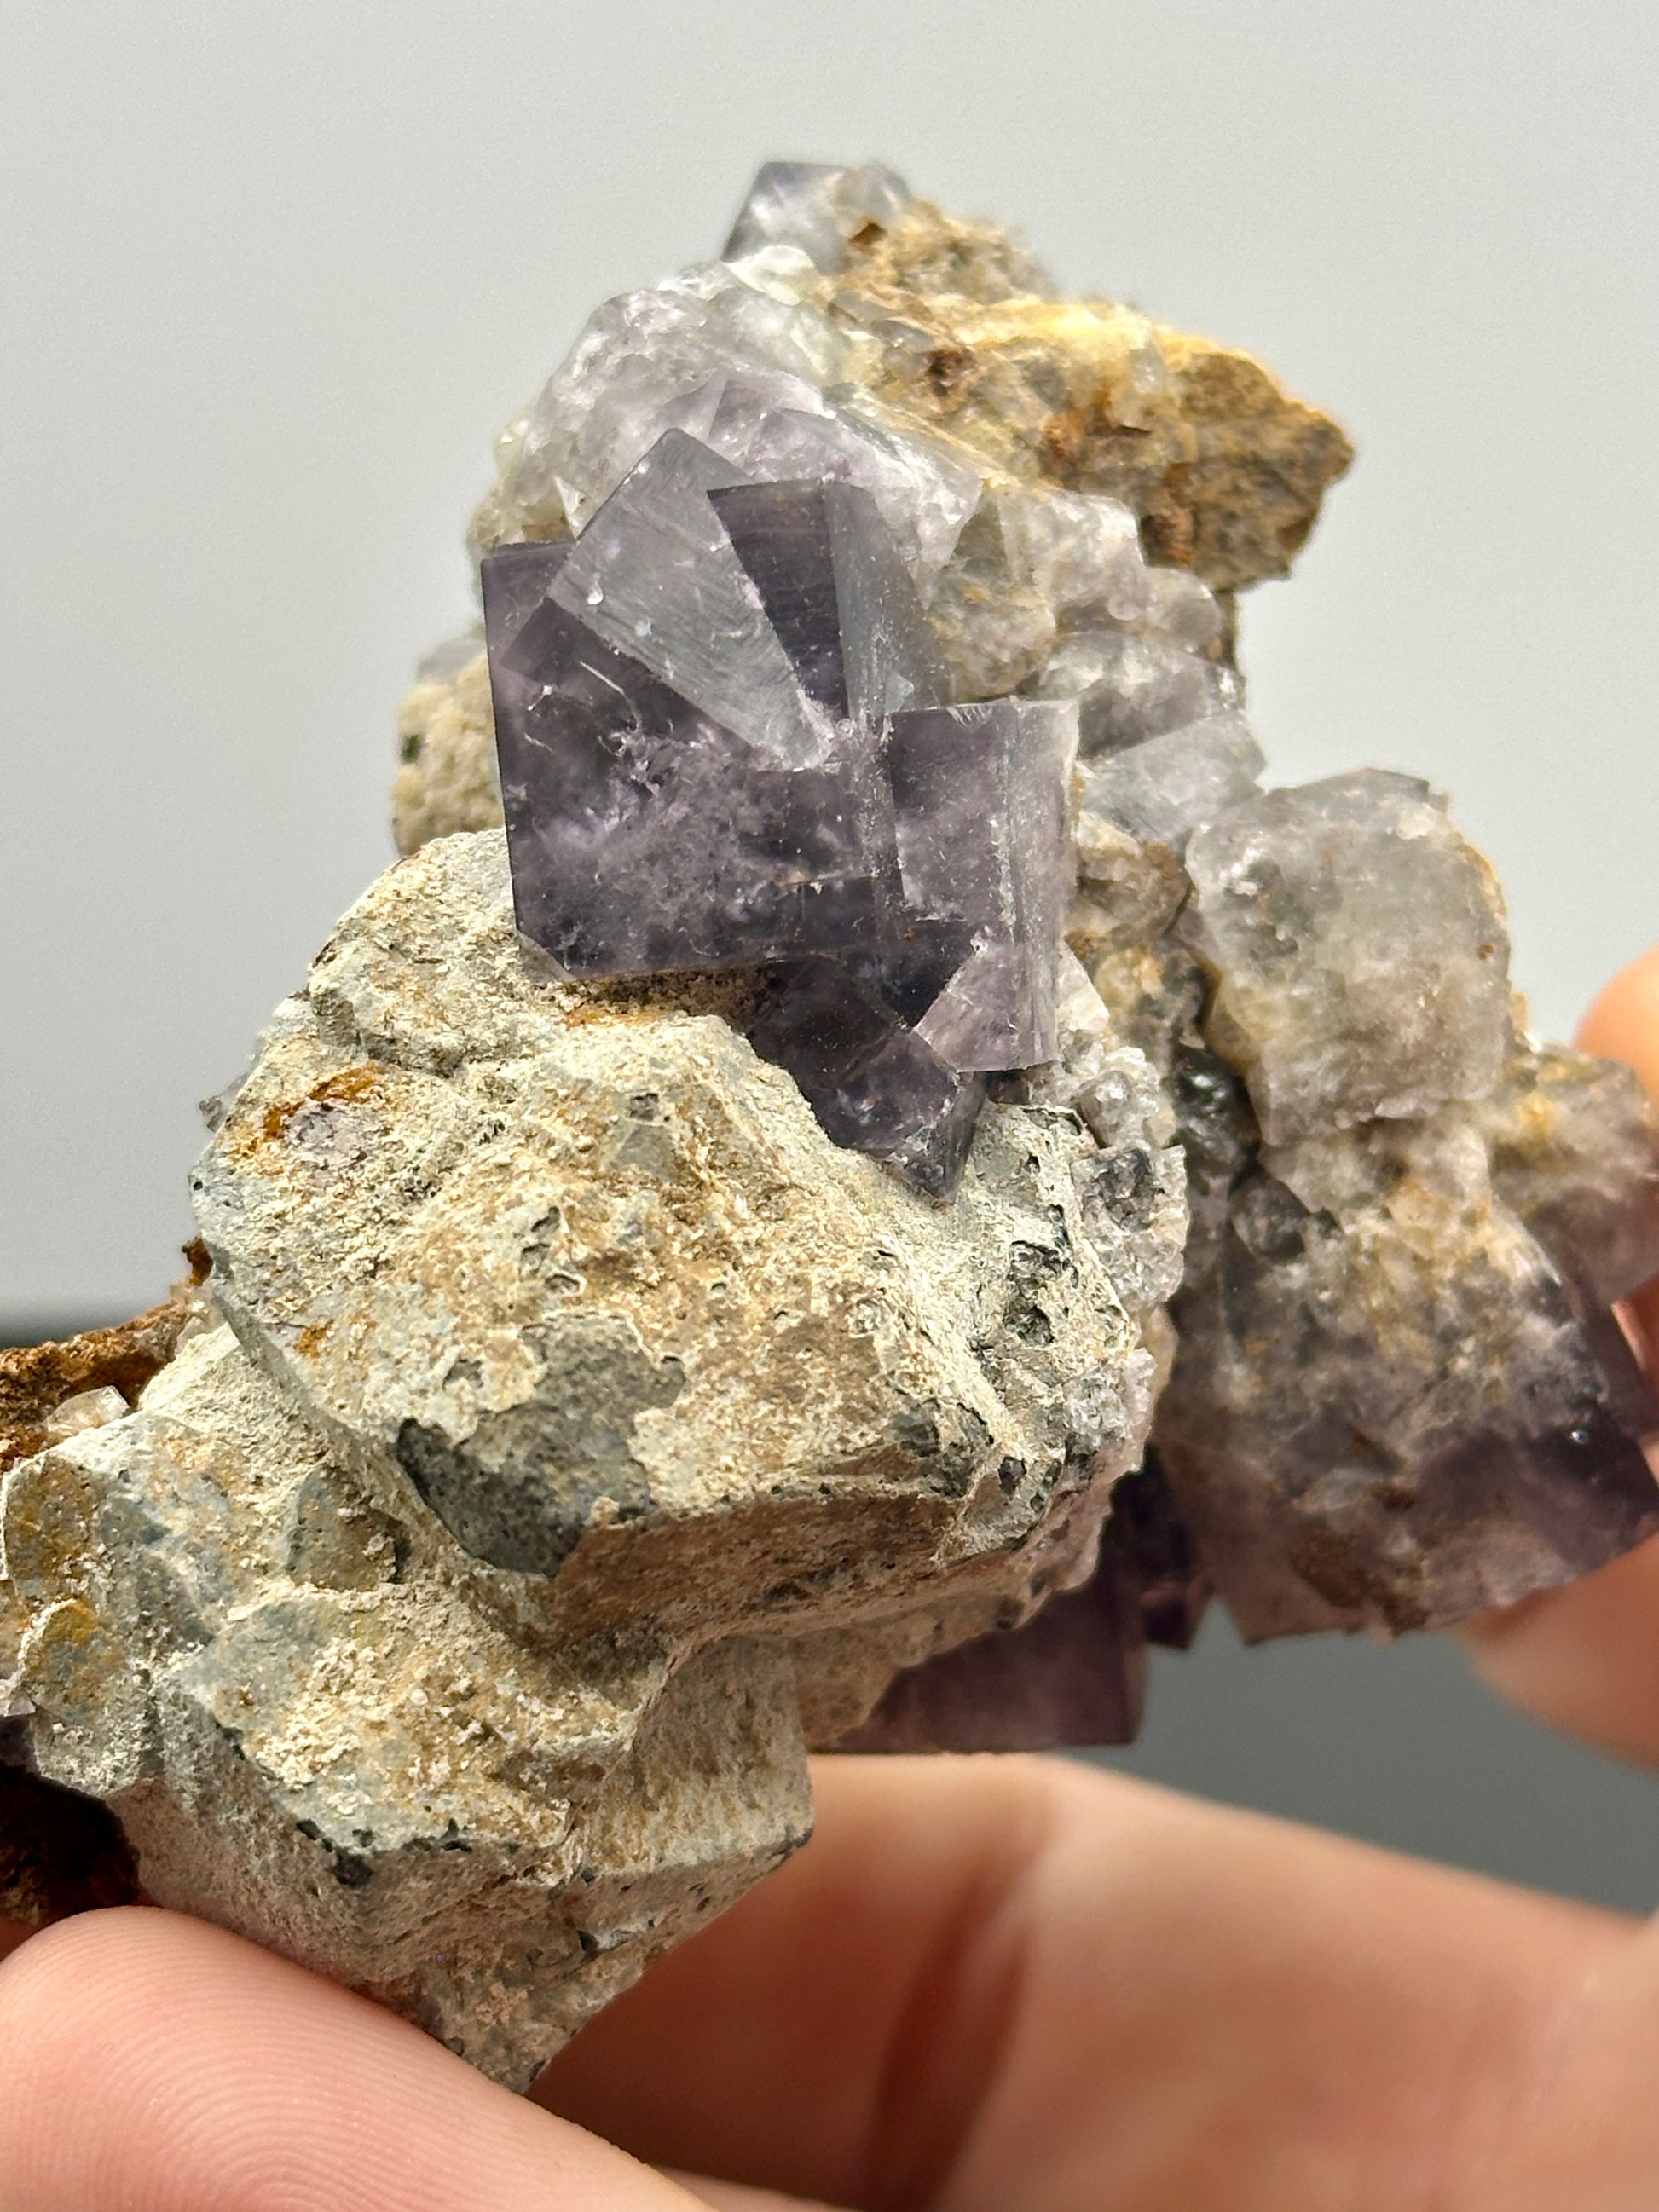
[483,430,1078,1195]
[1149,777,1659,1639]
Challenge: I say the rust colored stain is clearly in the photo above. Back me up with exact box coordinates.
[258,1063,386,1145]
[0,1285,200,1477]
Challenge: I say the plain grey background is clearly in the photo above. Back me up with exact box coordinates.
[3,3,1656,1906]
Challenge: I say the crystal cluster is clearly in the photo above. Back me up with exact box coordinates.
[464,158,1659,1664]
[1155,780,1659,1637]
[482,442,1077,1195]
[3,161,1657,2085]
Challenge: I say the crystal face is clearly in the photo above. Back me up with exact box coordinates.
[484,430,1078,1195]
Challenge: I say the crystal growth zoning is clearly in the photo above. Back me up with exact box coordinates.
[483,429,1078,1196]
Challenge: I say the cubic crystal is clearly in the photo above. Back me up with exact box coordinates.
[9,155,1659,2100]
[485,433,1077,1192]
[1182,771,1513,1145]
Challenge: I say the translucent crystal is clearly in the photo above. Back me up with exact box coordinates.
[485,539,888,975]
[1031,627,1241,756]
[893,698,1078,1070]
[1182,771,1513,1146]
[1482,1042,1659,1307]
[487,263,980,597]
[709,476,943,722]
[484,436,1073,1191]
[746,960,986,1200]
[1158,1119,1659,1639]
[723,160,912,272]
[835,1557,1147,1753]
[1079,711,1265,852]
[552,430,830,768]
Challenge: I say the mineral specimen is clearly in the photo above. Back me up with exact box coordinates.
[3,829,1170,2082]
[4,159,1658,2088]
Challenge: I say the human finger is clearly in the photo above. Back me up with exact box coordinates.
[1464,941,1659,1762]
[666,2182,842,2210]
[0,1906,715,2212]
[1578,940,1659,1361]
[539,1754,1621,2212]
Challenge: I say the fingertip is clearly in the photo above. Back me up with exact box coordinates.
[1461,1526,1659,1770]
[1576,942,1659,1098]
[0,1904,699,2211]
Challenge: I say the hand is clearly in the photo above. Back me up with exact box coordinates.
[3,948,1657,2212]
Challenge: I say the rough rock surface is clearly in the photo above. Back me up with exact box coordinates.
[1148,781,1659,1638]
[393,641,495,858]
[1,829,1176,2082]
[0,1261,209,1478]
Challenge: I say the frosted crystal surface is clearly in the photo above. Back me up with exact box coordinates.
[723,160,911,271]
[1159,1119,1659,1638]
[1032,627,1242,756]
[1080,712,1265,852]
[1182,771,1512,1146]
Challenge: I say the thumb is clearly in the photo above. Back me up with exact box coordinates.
[1462,943,1659,1766]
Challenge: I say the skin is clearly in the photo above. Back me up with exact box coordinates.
[3,946,1658,2212]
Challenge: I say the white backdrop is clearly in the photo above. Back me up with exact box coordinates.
[3,0,1658,1907]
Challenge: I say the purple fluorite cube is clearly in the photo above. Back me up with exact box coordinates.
[483,430,1074,1196]
[835,1458,1208,1753]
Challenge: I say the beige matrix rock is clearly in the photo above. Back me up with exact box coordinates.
[2,830,1172,2083]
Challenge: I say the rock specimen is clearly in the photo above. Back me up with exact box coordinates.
[1155,775,1659,1636]
[4,159,1658,2084]
[2,828,1177,2082]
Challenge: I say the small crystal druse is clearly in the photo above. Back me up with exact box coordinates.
[3,160,1658,2086]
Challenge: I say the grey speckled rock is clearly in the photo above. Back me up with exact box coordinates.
[2,1325,810,2086]
[2,829,1175,2082]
